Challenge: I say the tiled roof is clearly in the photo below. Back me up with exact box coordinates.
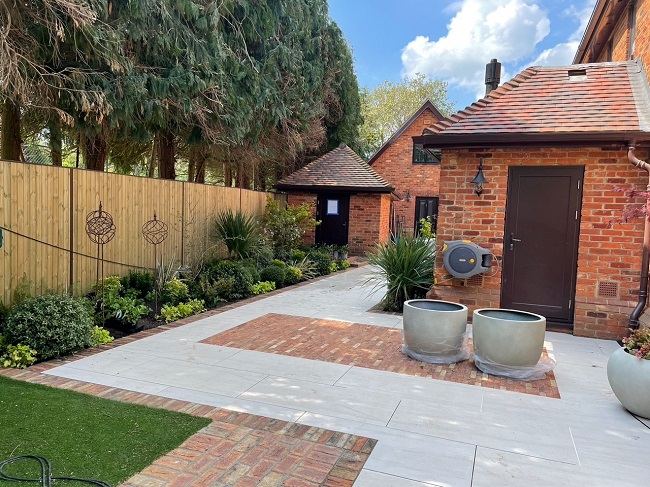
[423,61,650,141]
[276,144,393,192]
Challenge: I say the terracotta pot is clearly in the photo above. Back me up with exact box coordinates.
[607,347,650,419]
[403,299,468,359]
[472,308,546,367]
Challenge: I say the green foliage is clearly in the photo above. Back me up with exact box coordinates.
[197,277,230,308]
[337,260,351,270]
[329,261,339,273]
[1,343,37,369]
[0,302,8,332]
[263,198,319,258]
[624,328,650,359]
[12,276,33,307]
[289,257,319,281]
[260,266,286,287]
[240,259,261,284]
[4,295,94,361]
[159,299,205,323]
[272,259,287,268]
[308,249,333,276]
[200,259,254,302]
[418,216,436,239]
[156,258,181,291]
[359,73,456,159]
[121,271,155,299]
[214,209,261,259]
[161,278,189,306]
[90,326,114,347]
[250,281,276,295]
[108,297,150,326]
[367,235,437,312]
[291,249,306,261]
[285,266,302,285]
[93,276,123,298]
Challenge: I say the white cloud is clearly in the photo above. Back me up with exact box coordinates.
[401,0,551,90]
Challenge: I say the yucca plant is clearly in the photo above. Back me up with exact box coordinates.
[367,234,437,312]
[214,209,261,259]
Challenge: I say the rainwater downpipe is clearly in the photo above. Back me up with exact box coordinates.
[628,145,650,330]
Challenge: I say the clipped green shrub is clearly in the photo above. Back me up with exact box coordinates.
[250,281,276,295]
[198,277,230,308]
[4,295,94,361]
[0,302,9,333]
[338,260,351,270]
[285,266,302,285]
[160,299,205,323]
[308,249,333,276]
[240,258,261,283]
[260,265,286,287]
[201,259,254,301]
[291,249,306,261]
[161,278,189,306]
[272,259,287,268]
[329,261,338,273]
[120,270,154,299]
[92,276,122,297]
[214,209,261,259]
[1,343,37,368]
[90,326,114,347]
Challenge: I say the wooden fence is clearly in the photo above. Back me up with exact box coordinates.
[0,160,285,304]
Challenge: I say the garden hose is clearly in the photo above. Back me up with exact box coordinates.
[0,455,110,487]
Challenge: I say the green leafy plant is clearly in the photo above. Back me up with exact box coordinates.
[1,343,37,368]
[200,259,254,301]
[367,234,437,312]
[260,265,286,287]
[337,260,350,270]
[285,266,302,285]
[92,276,123,297]
[120,270,154,299]
[90,326,114,347]
[4,294,94,361]
[250,281,276,295]
[161,278,189,306]
[623,328,650,359]
[108,297,150,326]
[0,302,9,333]
[197,277,230,308]
[159,299,205,323]
[272,259,287,268]
[288,257,318,281]
[418,216,436,239]
[12,276,33,307]
[308,248,333,276]
[263,198,319,258]
[156,258,181,292]
[213,209,261,259]
[291,249,306,261]
[329,261,339,273]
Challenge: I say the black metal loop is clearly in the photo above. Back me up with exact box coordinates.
[0,455,111,487]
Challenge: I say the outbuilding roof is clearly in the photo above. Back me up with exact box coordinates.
[415,60,650,148]
[275,144,393,193]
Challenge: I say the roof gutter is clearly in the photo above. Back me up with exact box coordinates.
[628,144,650,330]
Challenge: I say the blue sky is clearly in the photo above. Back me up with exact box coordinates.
[329,0,597,110]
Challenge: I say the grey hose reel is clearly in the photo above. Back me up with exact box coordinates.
[442,240,492,278]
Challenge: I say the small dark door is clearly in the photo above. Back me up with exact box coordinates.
[414,197,439,235]
[501,166,583,325]
[315,193,350,246]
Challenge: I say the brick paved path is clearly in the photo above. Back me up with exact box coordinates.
[0,368,375,486]
[201,313,560,398]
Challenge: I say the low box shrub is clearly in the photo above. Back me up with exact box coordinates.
[260,265,286,287]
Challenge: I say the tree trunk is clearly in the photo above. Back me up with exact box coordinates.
[194,158,206,183]
[1,100,21,161]
[158,130,176,180]
[49,119,62,166]
[148,135,158,178]
[188,145,206,183]
[83,132,107,171]
[224,162,232,187]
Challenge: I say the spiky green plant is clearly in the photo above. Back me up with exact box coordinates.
[367,234,437,312]
[214,210,261,259]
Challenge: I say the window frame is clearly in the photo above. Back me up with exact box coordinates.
[412,143,442,165]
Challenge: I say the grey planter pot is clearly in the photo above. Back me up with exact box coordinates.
[607,347,650,419]
[472,308,546,367]
[403,299,469,359]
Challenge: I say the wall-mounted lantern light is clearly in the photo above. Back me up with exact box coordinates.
[405,189,412,202]
[471,158,488,196]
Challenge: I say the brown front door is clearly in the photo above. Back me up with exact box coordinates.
[501,166,583,325]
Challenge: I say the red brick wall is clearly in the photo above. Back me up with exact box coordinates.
[348,193,392,256]
[371,108,442,235]
[636,0,650,70]
[431,147,649,340]
[287,192,317,246]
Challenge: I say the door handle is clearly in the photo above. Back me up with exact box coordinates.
[509,233,521,250]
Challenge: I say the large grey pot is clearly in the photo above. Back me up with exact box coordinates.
[403,299,468,358]
[472,308,546,367]
[607,347,650,419]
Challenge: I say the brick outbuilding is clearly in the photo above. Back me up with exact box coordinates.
[275,144,393,256]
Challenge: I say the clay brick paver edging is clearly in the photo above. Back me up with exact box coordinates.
[0,368,376,486]
[201,313,560,398]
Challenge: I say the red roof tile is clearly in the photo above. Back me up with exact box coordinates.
[276,144,393,192]
[423,61,650,142]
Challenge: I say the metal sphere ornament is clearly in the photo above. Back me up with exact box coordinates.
[85,202,116,244]
[142,213,168,245]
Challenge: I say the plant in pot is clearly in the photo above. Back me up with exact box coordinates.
[607,328,650,418]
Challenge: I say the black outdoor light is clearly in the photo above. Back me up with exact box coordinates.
[471,158,488,196]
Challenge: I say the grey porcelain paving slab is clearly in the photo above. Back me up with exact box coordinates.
[297,412,475,487]
[552,361,614,404]
[155,386,305,422]
[214,349,352,385]
[239,376,400,426]
[44,367,170,395]
[50,349,157,374]
[388,397,577,463]
[114,337,241,366]
[334,366,484,410]
[116,357,267,397]
[596,339,622,354]
[471,447,639,487]
[353,470,441,487]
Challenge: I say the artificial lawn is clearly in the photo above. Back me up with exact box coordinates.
[0,376,211,486]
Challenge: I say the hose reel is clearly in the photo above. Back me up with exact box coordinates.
[442,240,492,279]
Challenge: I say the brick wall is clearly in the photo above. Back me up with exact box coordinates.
[348,193,392,256]
[430,147,649,339]
[371,108,442,235]
[286,192,316,246]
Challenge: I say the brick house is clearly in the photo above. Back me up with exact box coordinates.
[275,144,393,256]
[368,100,445,236]
[414,60,650,340]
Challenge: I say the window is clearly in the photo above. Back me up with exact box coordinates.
[413,144,441,164]
[326,199,339,215]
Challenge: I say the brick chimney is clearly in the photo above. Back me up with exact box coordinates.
[485,58,501,95]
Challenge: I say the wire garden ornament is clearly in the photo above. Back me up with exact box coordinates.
[142,213,168,313]
[86,202,116,321]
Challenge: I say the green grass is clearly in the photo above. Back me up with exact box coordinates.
[0,376,210,486]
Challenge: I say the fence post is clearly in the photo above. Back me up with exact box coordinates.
[181,181,185,267]
[69,167,74,294]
